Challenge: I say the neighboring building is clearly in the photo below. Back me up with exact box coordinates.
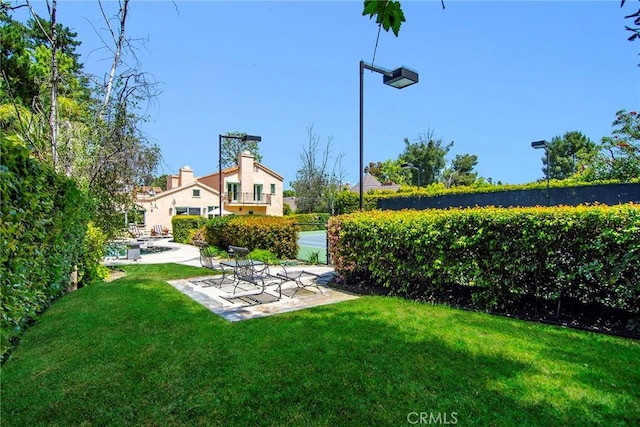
[350,173,401,193]
[134,151,284,232]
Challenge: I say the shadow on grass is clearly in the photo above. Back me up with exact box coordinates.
[1,274,638,426]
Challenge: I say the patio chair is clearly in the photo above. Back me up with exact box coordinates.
[151,224,167,237]
[128,224,149,240]
[228,245,283,299]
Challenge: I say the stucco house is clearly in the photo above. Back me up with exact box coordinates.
[134,151,284,233]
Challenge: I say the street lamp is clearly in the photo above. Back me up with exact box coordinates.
[219,133,262,216]
[401,162,423,187]
[360,60,418,209]
[531,139,550,205]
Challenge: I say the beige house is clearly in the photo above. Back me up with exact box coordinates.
[135,151,284,233]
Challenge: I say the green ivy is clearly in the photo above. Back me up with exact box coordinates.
[1,135,91,361]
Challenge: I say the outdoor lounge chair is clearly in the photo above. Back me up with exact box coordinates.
[128,224,149,240]
[151,224,167,237]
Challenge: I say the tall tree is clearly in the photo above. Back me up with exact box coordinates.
[579,110,640,182]
[399,131,453,186]
[220,131,263,169]
[442,154,479,187]
[1,1,161,236]
[365,159,409,185]
[542,131,597,180]
[292,126,345,213]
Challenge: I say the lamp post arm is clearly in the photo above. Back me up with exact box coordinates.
[361,60,393,77]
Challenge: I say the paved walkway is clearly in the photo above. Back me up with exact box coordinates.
[104,239,358,321]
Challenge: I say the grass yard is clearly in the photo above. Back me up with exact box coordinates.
[2,264,639,426]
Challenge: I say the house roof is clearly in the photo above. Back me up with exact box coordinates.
[135,180,218,201]
[198,162,283,182]
[350,173,400,193]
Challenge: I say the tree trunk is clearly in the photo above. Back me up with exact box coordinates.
[49,0,59,170]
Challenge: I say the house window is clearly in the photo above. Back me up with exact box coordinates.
[227,183,240,202]
[254,184,263,202]
[175,207,202,216]
[270,183,276,194]
[193,189,200,198]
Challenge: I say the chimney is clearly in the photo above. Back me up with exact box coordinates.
[178,165,195,186]
[167,175,179,190]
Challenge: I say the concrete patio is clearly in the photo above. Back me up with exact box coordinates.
[104,239,359,321]
[167,265,359,321]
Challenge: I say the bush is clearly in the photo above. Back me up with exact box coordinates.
[80,222,109,284]
[329,205,640,315]
[171,215,206,244]
[248,249,281,265]
[204,215,298,259]
[1,135,91,361]
[288,213,330,231]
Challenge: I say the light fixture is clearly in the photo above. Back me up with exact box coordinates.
[383,67,419,89]
[360,60,419,209]
[531,139,550,205]
[401,162,423,187]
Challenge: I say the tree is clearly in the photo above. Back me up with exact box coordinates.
[541,131,597,180]
[442,154,479,187]
[292,126,345,213]
[362,0,445,36]
[579,110,640,182]
[1,1,161,237]
[220,131,263,168]
[365,159,409,185]
[399,131,453,186]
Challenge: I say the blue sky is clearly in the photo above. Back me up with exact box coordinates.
[18,1,640,187]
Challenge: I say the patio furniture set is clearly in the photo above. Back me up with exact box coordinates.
[199,244,323,300]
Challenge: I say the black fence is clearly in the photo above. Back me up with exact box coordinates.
[379,183,640,211]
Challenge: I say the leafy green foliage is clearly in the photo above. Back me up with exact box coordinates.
[329,205,640,317]
[1,134,91,360]
[204,215,298,259]
[333,177,640,214]
[578,110,640,182]
[248,249,281,265]
[542,131,597,180]
[362,0,406,37]
[288,213,330,231]
[171,215,206,244]
[220,131,263,168]
[442,154,479,187]
[400,132,453,186]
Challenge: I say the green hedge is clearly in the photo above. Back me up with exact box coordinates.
[328,205,640,314]
[171,215,206,244]
[1,135,91,360]
[204,216,298,259]
[334,178,640,214]
[288,213,331,231]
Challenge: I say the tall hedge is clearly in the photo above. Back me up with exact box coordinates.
[1,136,91,360]
[171,215,206,244]
[204,216,298,259]
[328,205,640,314]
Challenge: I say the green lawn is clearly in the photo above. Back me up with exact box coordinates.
[2,264,639,426]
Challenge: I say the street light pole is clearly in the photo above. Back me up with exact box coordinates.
[359,60,419,210]
[531,140,550,205]
[218,133,262,217]
[401,162,422,187]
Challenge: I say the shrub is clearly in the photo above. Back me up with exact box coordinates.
[288,213,330,231]
[205,215,298,259]
[329,205,640,315]
[1,135,91,360]
[171,215,206,244]
[248,249,281,265]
